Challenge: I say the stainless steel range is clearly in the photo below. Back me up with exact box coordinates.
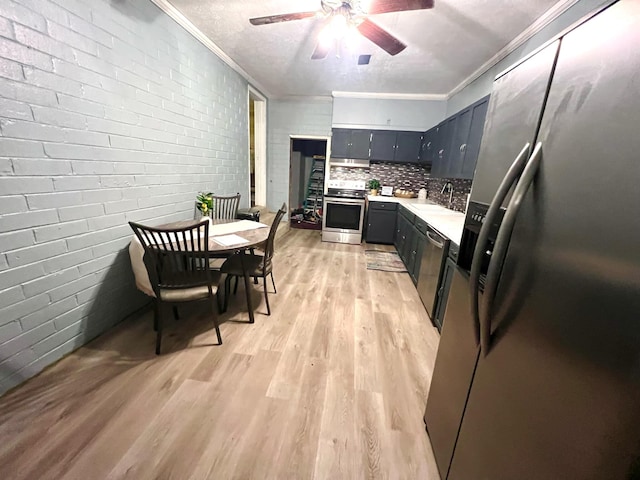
[322,180,367,245]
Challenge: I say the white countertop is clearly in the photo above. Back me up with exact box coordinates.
[367,195,466,245]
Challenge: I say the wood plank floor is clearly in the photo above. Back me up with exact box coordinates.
[0,228,442,480]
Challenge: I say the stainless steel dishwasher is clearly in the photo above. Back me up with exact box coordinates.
[417,225,450,321]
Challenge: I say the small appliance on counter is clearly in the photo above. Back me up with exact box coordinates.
[418,188,427,199]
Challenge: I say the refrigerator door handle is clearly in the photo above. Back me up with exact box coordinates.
[470,143,531,346]
[480,142,543,354]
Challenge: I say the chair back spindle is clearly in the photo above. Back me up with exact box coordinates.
[211,193,241,221]
[262,203,287,271]
[129,220,213,295]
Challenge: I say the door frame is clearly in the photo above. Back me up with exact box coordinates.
[289,135,331,196]
[248,86,267,207]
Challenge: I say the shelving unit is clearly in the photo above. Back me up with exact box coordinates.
[302,156,325,215]
[291,155,325,230]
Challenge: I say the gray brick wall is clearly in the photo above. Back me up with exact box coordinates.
[0,0,250,396]
[267,98,332,211]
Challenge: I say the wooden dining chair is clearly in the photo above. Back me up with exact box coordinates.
[129,220,223,354]
[221,203,287,316]
[210,192,241,221]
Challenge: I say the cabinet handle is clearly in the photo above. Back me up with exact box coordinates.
[460,144,467,153]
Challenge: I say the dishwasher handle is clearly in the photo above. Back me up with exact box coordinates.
[426,231,445,249]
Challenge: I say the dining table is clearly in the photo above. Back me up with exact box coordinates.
[129,218,271,324]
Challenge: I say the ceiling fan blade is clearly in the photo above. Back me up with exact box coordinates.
[365,0,434,15]
[249,11,317,26]
[357,19,406,56]
[311,41,331,60]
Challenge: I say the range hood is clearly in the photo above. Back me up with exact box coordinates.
[330,158,370,168]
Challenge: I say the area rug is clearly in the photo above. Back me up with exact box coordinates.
[365,250,408,273]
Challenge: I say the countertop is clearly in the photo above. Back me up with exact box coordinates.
[367,195,466,245]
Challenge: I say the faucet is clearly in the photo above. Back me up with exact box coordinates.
[440,181,454,206]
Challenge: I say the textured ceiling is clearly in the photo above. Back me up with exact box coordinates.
[164,0,561,97]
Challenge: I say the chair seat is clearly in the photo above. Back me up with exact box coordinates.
[220,253,271,277]
[159,284,218,302]
[158,270,221,302]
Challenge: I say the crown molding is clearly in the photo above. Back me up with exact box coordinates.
[149,0,271,98]
[151,0,586,104]
[332,91,447,101]
[447,0,581,99]
[272,95,334,102]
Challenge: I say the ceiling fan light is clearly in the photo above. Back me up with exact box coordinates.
[330,14,348,36]
[318,26,335,48]
[344,25,360,49]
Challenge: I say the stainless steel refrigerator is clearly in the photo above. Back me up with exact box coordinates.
[424,1,640,478]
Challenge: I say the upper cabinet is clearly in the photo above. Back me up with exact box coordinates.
[331,95,488,175]
[461,99,489,178]
[370,130,423,163]
[369,130,397,161]
[420,124,440,167]
[331,128,371,159]
[396,131,423,163]
[428,95,490,180]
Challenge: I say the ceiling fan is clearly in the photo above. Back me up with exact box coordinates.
[249,0,435,60]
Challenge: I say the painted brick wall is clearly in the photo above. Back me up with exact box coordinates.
[267,98,332,212]
[0,0,249,395]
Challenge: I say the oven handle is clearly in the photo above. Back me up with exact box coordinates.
[324,197,366,206]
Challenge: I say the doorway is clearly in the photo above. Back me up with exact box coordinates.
[248,86,266,208]
[289,137,328,230]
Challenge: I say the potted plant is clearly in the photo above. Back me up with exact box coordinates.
[196,191,214,217]
[368,179,381,196]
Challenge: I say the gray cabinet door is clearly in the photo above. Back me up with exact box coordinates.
[331,129,371,159]
[366,209,396,244]
[410,229,426,285]
[396,131,422,163]
[349,130,372,159]
[396,212,411,264]
[331,129,350,158]
[370,130,396,161]
[449,108,473,178]
[460,96,489,179]
[419,129,432,165]
[442,116,459,177]
[431,121,448,177]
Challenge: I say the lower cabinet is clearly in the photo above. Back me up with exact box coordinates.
[433,244,459,331]
[396,207,415,265]
[396,206,427,285]
[407,226,426,285]
[365,201,397,244]
[371,201,458,331]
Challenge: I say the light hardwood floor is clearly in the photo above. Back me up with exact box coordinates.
[0,227,442,480]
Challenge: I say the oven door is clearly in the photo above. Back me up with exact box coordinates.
[322,197,365,244]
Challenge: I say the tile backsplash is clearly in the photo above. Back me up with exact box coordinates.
[427,178,472,213]
[329,162,472,212]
